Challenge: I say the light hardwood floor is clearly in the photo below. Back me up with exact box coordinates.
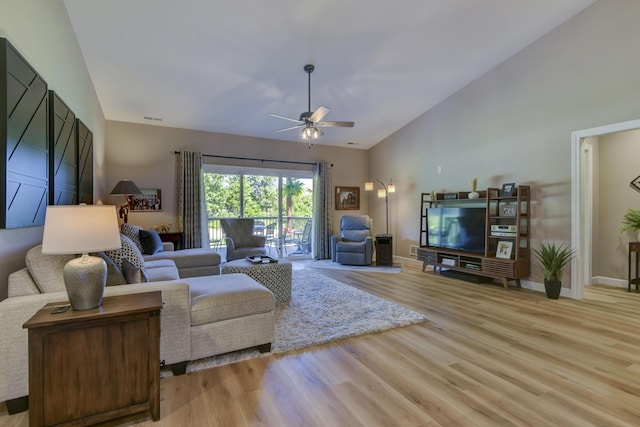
[2,264,640,426]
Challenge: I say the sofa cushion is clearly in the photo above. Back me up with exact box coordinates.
[122,258,149,284]
[25,245,74,293]
[7,268,41,297]
[145,259,180,281]
[335,241,366,253]
[120,223,144,252]
[144,248,221,271]
[139,229,164,255]
[186,274,274,326]
[106,234,145,269]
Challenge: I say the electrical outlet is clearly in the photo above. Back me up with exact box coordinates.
[437,166,442,173]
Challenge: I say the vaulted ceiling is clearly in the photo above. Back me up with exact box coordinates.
[63,0,596,149]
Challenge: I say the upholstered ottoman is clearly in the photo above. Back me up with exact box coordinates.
[221,259,292,304]
[184,273,275,360]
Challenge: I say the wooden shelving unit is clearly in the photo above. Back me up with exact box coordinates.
[417,186,530,288]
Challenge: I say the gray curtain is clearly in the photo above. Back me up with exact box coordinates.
[312,162,332,259]
[177,151,206,249]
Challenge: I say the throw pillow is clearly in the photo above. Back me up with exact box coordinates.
[120,223,144,252]
[92,251,126,286]
[121,258,149,284]
[105,234,145,270]
[139,229,164,255]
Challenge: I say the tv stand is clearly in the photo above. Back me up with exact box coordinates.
[418,186,530,289]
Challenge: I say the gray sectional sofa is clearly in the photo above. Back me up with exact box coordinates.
[0,230,276,413]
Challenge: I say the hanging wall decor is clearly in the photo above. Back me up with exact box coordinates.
[1,38,49,228]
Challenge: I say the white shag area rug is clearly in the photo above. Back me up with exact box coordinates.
[308,259,402,274]
[166,269,428,376]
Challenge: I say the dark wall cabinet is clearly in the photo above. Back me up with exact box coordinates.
[1,38,49,228]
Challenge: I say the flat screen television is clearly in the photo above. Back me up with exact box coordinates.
[426,207,486,254]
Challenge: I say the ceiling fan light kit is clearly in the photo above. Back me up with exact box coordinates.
[271,64,354,145]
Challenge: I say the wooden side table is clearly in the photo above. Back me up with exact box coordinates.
[629,242,640,292]
[23,291,163,427]
[159,231,183,250]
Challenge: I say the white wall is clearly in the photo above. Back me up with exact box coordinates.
[0,0,105,299]
[105,120,369,235]
[368,0,640,289]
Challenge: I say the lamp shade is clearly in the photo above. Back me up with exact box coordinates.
[364,181,374,191]
[110,179,142,195]
[42,205,122,255]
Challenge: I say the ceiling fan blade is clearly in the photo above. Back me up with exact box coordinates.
[270,113,303,124]
[275,124,305,133]
[317,121,355,128]
[308,106,330,123]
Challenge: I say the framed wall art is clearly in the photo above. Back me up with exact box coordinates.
[130,188,162,211]
[335,186,360,210]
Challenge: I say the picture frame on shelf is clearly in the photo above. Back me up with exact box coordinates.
[335,186,360,210]
[501,182,516,197]
[501,206,517,217]
[496,241,513,259]
[130,188,162,211]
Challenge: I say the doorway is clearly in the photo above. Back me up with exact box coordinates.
[571,118,640,298]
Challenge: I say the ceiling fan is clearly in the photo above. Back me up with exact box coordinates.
[270,64,354,141]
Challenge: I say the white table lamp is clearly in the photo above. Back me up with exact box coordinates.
[41,205,121,310]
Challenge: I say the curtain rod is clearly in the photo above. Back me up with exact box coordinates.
[174,151,318,166]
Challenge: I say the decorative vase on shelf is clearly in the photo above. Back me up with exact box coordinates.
[468,177,479,199]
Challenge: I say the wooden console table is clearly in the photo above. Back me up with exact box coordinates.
[23,291,163,426]
[159,231,183,250]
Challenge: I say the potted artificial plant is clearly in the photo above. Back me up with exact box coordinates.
[533,242,575,299]
[620,208,640,240]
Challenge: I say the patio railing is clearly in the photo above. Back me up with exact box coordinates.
[207,216,312,257]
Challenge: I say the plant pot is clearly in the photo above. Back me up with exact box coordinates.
[544,279,562,299]
[468,191,480,199]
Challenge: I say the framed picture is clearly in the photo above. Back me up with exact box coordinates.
[335,186,360,210]
[130,188,162,211]
[496,240,513,259]
[501,206,517,217]
[501,182,516,197]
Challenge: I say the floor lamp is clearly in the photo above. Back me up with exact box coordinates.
[110,179,142,223]
[364,178,395,235]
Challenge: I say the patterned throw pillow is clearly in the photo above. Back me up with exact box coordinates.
[120,223,144,252]
[105,234,145,270]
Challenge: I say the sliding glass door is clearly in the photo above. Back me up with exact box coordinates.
[203,165,313,257]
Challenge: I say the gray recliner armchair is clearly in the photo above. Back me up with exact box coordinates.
[220,218,267,262]
[331,215,374,265]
